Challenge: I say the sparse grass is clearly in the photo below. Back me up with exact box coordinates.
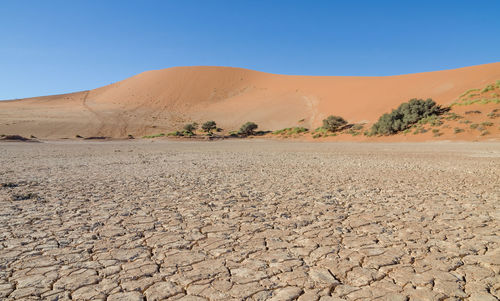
[166,131,183,137]
[454,128,464,134]
[459,120,472,124]
[142,133,165,138]
[481,122,493,127]
[413,127,428,135]
[313,127,329,137]
[453,98,500,106]
[487,110,500,119]
[470,123,479,129]
[481,84,495,93]
[465,110,481,114]
[272,127,308,136]
[459,88,480,98]
[419,115,444,126]
[444,113,463,120]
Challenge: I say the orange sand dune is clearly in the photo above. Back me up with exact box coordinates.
[1,63,499,139]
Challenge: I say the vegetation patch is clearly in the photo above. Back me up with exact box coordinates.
[201,121,217,135]
[453,82,500,106]
[370,98,447,135]
[454,128,464,134]
[322,115,348,132]
[272,127,308,136]
[238,122,258,136]
[142,133,165,138]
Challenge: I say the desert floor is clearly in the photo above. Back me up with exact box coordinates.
[0,140,499,301]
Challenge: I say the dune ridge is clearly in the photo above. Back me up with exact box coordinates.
[1,63,499,139]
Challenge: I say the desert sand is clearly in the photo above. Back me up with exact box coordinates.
[0,140,499,300]
[0,63,499,139]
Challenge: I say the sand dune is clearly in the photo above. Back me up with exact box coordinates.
[1,63,499,138]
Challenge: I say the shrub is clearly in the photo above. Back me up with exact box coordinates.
[239,122,258,136]
[167,131,183,137]
[465,110,481,114]
[371,98,447,135]
[183,123,198,135]
[470,123,479,129]
[481,122,493,127]
[480,131,490,136]
[322,115,348,132]
[201,121,217,134]
[454,128,464,134]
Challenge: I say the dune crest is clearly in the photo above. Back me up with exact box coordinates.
[1,63,499,138]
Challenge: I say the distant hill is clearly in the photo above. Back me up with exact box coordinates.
[1,63,499,139]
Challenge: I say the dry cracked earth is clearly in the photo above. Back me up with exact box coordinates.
[0,140,499,301]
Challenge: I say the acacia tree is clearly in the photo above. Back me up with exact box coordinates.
[239,122,258,136]
[201,121,217,134]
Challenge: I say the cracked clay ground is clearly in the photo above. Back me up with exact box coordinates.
[0,140,499,301]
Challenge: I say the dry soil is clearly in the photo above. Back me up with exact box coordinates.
[0,140,499,300]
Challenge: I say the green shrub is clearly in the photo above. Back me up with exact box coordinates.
[371,98,447,135]
[201,121,217,134]
[183,123,198,135]
[239,122,258,136]
[470,123,479,129]
[432,129,440,134]
[322,115,348,132]
[481,122,493,127]
[454,128,464,134]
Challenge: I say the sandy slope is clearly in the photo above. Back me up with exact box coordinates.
[1,63,499,138]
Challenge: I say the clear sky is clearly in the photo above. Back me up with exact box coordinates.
[1,0,499,100]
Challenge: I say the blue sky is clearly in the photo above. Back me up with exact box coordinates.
[1,0,499,100]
